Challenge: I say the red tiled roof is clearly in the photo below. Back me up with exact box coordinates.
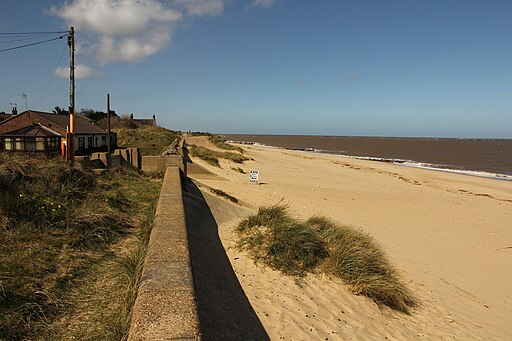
[25,110,107,134]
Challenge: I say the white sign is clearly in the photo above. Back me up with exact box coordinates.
[249,169,259,184]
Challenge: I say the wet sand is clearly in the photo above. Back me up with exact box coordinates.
[186,136,512,340]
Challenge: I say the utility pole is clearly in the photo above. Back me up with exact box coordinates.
[66,26,75,162]
[107,93,111,154]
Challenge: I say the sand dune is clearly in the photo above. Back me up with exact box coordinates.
[186,137,512,340]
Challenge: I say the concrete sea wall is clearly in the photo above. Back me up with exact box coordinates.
[128,166,200,340]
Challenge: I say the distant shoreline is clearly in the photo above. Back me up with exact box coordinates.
[223,134,512,180]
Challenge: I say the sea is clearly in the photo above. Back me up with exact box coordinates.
[222,135,512,180]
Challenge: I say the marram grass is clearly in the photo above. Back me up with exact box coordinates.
[237,205,417,313]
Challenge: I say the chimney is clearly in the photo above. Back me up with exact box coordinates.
[12,106,17,115]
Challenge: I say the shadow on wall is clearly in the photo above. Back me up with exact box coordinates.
[183,180,269,341]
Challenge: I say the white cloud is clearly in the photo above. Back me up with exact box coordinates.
[48,0,181,36]
[172,0,229,16]
[250,0,275,9]
[48,0,268,64]
[56,64,101,80]
[48,0,182,64]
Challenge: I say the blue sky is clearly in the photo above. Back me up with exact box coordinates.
[1,0,511,138]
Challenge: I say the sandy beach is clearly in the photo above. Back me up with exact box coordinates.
[185,136,512,340]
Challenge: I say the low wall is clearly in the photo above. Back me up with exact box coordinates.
[142,155,184,174]
[128,166,200,340]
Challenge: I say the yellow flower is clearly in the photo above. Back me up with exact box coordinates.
[58,205,62,209]
[19,193,23,197]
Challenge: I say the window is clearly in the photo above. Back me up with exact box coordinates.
[36,137,45,151]
[101,136,106,146]
[15,138,23,151]
[4,138,13,151]
[87,137,93,148]
[95,136,99,147]
[25,138,35,152]
[78,137,85,149]
[48,138,60,151]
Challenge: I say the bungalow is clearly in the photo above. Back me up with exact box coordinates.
[0,110,116,156]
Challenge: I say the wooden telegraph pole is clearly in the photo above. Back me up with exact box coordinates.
[107,93,111,155]
[66,26,75,162]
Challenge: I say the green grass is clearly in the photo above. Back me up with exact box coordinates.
[189,145,251,168]
[116,126,181,156]
[208,134,244,152]
[0,154,162,339]
[237,205,417,313]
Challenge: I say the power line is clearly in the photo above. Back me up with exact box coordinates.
[0,31,69,35]
[36,43,68,108]
[0,33,63,44]
[0,34,68,53]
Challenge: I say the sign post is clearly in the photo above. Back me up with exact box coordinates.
[249,169,259,185]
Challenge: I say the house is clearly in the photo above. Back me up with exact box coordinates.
[0,110,116,156]
[0,113,12,122]
[130,113,157,127]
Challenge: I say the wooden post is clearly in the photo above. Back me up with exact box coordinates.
[67,26,75,162]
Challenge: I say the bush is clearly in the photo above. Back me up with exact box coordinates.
[237,205,417,313]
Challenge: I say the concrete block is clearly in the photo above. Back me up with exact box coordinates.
[128,287,199,340]
[139,262,193,291]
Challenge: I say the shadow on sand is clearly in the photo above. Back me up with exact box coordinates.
[183,180,269,341]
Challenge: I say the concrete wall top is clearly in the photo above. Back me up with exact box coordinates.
[128,166,200,340]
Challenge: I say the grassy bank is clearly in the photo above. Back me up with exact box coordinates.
[116,126,181,156]
[208,134,244,152]
[0,154,162,339]
[237,205,417,313]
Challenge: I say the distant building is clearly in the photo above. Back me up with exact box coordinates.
[0,106,18,122]
[0,110,116,156]
[130,113,157,127]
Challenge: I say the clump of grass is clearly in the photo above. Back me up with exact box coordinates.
[189,145,250,167]
[221,151,251,164]
[237,205,328,277]
[209,188,239,204]
[231,167,245,174]
[237,205,416,313]
[189,145,220,167]
[208,134,244,152]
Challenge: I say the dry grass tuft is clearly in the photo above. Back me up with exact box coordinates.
[237,205,417,313]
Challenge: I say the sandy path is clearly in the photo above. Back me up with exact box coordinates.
[186,137,512,340]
